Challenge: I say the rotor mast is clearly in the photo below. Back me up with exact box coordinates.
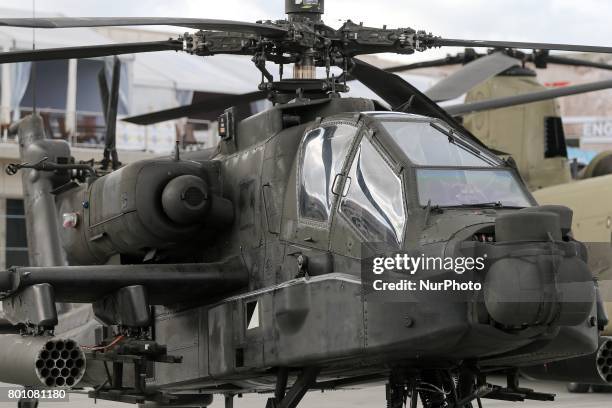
[286,0,324,79]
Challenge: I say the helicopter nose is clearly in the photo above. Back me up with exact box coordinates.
[483,208,595,329]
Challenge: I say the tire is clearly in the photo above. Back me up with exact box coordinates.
[566,383,590,393]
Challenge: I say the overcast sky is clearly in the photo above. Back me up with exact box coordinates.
[1,0,612,63]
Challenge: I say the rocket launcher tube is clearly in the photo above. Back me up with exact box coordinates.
[0,335,86,387]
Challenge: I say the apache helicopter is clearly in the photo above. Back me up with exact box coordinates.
[2,1,612,407]
[117,41,612,398]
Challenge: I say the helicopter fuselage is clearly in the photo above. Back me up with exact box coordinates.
[0,98,601,399]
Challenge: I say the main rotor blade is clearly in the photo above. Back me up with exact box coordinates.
[434,38,612,54]
[424,52,519,102]
[349,58,485,147]
[122,90,266,125]
[0,40,182,63]
[0,17,286,37]
[544,55,612,71]
[350,58,419,108]
[445,79,612,116]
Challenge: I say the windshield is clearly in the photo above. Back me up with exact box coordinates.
[381,120,498,166]
[417,168,531,207]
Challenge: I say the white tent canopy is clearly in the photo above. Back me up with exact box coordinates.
[130,53,264,115]
[133,53,260,93]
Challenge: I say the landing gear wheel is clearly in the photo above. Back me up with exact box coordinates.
[17,399,38,408]
[566,382,590,393]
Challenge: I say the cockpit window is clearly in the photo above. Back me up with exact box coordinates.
[381,120,496,167]
[417,168,531,207]
[299,123,358,223]
[340,137,406,246]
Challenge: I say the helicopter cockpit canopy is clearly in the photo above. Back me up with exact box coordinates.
[296,113,533,248]
[373,115,533,209]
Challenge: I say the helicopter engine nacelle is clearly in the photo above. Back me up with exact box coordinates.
[58,158,233,265]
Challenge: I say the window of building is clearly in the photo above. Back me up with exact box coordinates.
[340,137,406,246]
[298,123,358,223]
[6,199,29,267]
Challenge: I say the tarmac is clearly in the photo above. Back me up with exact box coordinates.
[0,378,610,407]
